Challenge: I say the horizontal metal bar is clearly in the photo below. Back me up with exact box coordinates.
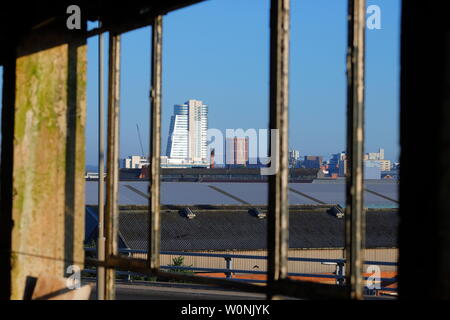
[288,273,344,279]
[85,247,397,266]
[86,256,267,295]
[364,260,398,266]
[363,277,397,282]
[86,262,396,282]
[160,266,346,280]
[160,265,268,274]
[223,278,267,284]
[84,269,268,284]
[161,250,346,264]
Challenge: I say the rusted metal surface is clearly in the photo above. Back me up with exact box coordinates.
[345,0,366,300]
[5,22,86,300]
[267,0,290,296]
[105,32,121,300]
[148,15,163,272]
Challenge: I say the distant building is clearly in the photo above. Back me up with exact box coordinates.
[338,156,348,177]
[159,155,209,169]
[166,99,208,164]
[381,169,399,180]
[210,149,215,168]
[364,148,385,161]
[363,148,391,172]
[377,160,392,172]
[363,158,391,171]
[289,149,301,168]
[123,155,149,169]
[225,137,249,167]
[303,156,323,169]
[329,152,346,176]
[364,160,381,179]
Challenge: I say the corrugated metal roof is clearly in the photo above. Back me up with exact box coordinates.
[85,207,398,251]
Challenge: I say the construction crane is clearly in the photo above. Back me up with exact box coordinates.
[136,124,145,157]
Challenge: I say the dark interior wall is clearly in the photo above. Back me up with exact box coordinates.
[399,2,450,299]
[0,42,16,300]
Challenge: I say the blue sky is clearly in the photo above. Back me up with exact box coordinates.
[1,0,401,166]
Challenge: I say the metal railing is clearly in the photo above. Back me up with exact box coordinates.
[84,248,398,295]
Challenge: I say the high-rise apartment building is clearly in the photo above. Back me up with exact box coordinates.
[166,99,208,164]
[289,149,300,168]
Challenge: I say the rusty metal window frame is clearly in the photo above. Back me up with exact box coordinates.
[87,0,367,300]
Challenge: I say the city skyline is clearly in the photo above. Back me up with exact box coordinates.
[117,146,398,169]
[79,0,401,166]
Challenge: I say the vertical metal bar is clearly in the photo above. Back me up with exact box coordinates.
[148,15,163,271]
[267,0,290,298]
[96,21,106,300]
[336,262,345,286]
[345,0,366,300]
[225,257,233,279]
[105,31,121,300]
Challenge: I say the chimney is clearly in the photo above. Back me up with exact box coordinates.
[210,148,215,168]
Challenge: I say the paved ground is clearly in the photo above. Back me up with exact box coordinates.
[87,281,394,300]
[89,281,267,300]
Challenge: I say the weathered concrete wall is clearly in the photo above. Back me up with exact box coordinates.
[9,22,86,299]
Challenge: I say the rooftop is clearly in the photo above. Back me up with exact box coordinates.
[85,180,399,208]
[85,205,398,251]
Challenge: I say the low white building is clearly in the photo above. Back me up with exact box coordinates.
[123,155,150,169]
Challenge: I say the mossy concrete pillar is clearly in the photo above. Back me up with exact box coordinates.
[3,20,86,299]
